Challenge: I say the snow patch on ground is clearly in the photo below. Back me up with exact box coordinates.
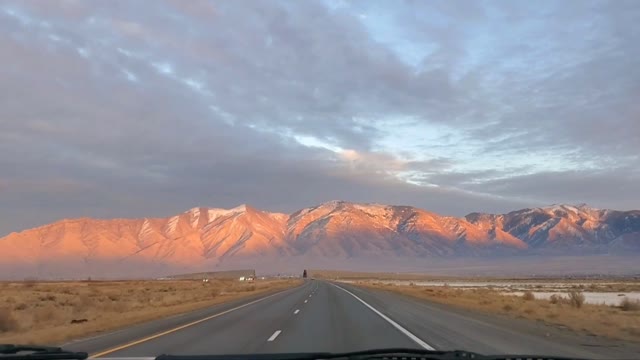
[206,206,246,223]
[354,203,386,212]
[348,279,640,306]
[503,291,640,306]
[165,216,179,234]
[361,280,629,289]
[230,204,247,212]
[188,207,200,227]
[340,280,640,306]
[207,209,229,222]
[139,219,153,238]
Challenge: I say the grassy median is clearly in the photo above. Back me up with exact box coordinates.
[0,279,300,345]
[358,281,640,342]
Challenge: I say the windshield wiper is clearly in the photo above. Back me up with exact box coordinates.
[328,348,585,359]
[326,348,585,360]
[157,348,587,360]
[0,345,88,360]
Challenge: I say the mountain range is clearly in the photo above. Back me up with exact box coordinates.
[1,201,639,278]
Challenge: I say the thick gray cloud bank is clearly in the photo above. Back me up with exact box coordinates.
[1,0,639,235]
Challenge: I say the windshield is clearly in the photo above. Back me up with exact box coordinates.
[1,1,639,360]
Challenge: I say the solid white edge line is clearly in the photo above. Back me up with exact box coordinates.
[267,330,282,341]
[332,283,436,350]
[294,309,300,314]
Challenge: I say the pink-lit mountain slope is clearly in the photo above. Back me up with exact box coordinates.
[1,202,638,278]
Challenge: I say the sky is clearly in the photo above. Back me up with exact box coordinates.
[1,0,639,235]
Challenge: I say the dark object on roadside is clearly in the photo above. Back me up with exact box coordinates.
[303,270,308,278]
[69,319,88,324]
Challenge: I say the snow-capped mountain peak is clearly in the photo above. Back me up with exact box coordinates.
[1,202,638,278]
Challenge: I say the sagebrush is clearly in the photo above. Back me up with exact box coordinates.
[0,308,18,333]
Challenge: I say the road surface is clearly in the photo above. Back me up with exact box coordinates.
[64,280,637,359]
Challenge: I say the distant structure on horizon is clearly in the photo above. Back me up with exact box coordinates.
[164,269,256,280]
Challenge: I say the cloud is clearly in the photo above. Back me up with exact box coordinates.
[465,167,640,211]
[0,0,638,235]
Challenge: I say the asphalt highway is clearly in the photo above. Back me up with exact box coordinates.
[64,280,638,359]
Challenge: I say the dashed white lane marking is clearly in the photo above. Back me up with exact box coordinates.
[309,294,312,297]
[267,330,282,342]
[332,283,436,350]
[294,309,300,315]
[89,286,300,357]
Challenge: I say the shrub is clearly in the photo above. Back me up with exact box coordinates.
[88,288,100,297]
[34,306,58,323]
[14,303,27,311]
[22,279,37,288]
[524,307,536,315]
[73,294,92,315]
[60,288,74,295]
[619,297,640,311]
[624,326,640,337]
[568,291,585,308]
[502,304,514,311]
[522,291,535,301]
[57,299,73,307]
[39,294,57,302]
[103,300,129,313]
[0,308,18,332]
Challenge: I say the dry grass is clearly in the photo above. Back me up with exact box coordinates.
[360,282,640,342]
[0,308,18,333]
[547,293,587,308]
[522,291,535,301]
[0,279,300,345]
[620,297,640,311]
[567,291,586,308]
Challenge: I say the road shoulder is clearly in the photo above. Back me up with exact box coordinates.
[341,282,640,360]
